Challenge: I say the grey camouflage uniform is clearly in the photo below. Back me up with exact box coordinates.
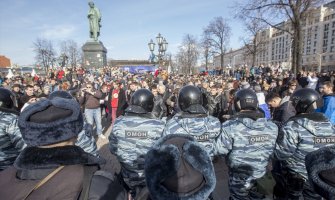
[0,111,26,170]
[75,123,98,157]
[215,116,278,200]
[109,115,165,188]
[163,113,221,158]
[275,113,335,198]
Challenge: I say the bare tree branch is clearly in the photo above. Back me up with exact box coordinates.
[33,38,56,72]
[235,0,325,74]
[203,17,231,72]
[176,34,199,74]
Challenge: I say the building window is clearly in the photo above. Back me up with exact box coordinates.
[331,46,335,52]
[325,24,329,31]
[322,56,326,61]
[324,39,328,47]
[330,55,334,61]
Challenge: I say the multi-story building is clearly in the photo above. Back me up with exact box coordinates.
[213,47,251,71]
[301,1,335,71]
[215,0,335,71]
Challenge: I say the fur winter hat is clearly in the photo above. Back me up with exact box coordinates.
[145,134,216,200]
[305,146,335,199]
[18,97,83,146]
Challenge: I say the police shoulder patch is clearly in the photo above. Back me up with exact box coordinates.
[314,137,335,144]
[249,135,270,144]
[193,134,209,141]
[125,130,148,138]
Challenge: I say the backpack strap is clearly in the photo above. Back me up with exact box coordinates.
[23,166,64,200]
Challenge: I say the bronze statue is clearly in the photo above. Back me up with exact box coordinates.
[88,1,101,41]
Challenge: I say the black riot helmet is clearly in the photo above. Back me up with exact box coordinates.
[125,89,154,114]
[178,85,207,114]
[234,89,258,112]
[0,88,18,113]
[290,88,322,114]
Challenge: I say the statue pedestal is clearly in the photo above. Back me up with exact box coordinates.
[82,40,107,68]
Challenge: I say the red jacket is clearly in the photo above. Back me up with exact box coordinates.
[57,70,64,80]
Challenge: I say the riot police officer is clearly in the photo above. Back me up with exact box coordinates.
[163,85,221,158]
[215,89,278,200]
[0,88,26,171]
[108,89,165,199]
[275,88,335,199]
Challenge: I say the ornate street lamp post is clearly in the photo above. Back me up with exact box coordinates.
[59,53,68,68]
[148,33,168,69]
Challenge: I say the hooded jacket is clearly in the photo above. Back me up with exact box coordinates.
[163,113,221,158]
[216,112,278,179]
[109,115,166,188]
[275,113,335,180]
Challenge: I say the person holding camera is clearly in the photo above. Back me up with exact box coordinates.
[78,82,105,139]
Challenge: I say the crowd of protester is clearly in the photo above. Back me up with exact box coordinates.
[0,65,334,125]
[0,64,335,199]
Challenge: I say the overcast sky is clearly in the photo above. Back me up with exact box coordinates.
[0,0,246,65]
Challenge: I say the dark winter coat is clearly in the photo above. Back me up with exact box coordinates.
[272,100,296,127]
[0,145,126,200]
[78,90,102,109]
[152,95,167,119]
[206,94,221,117]
[298,76,309,88]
